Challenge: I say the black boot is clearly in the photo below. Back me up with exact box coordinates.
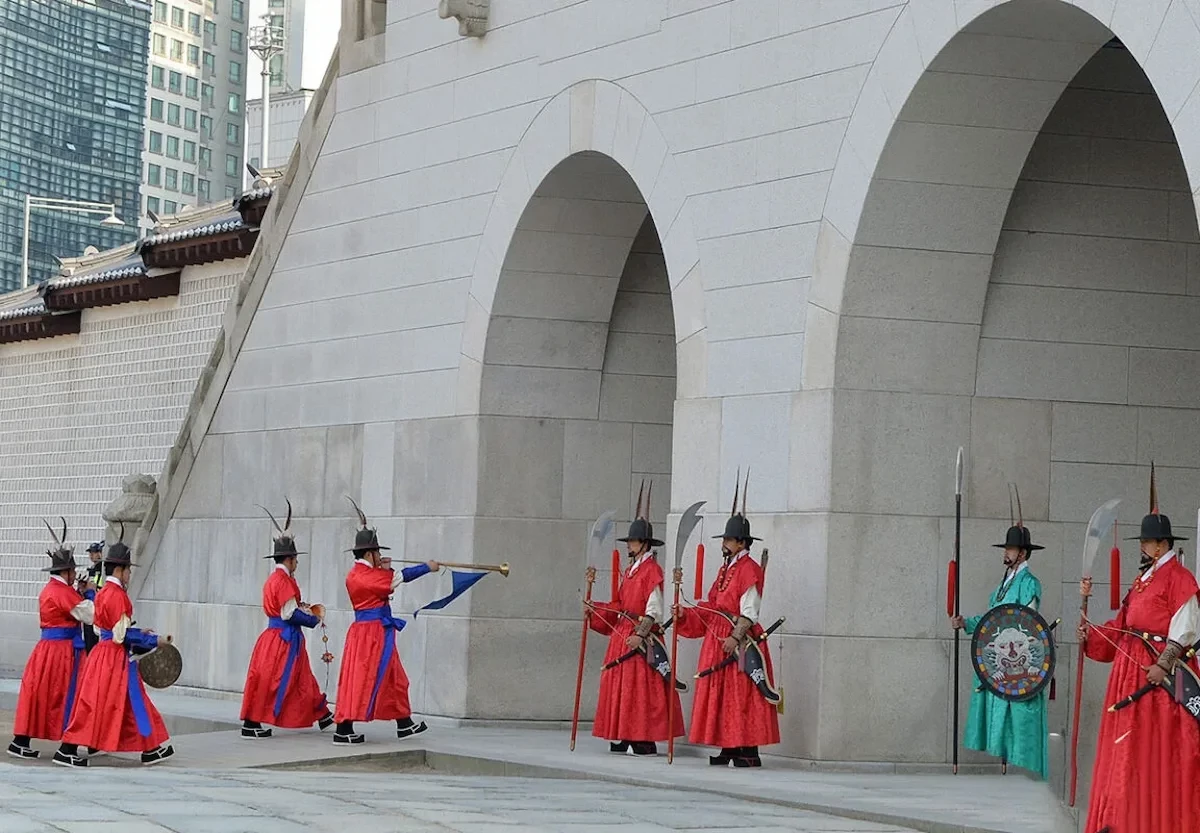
[317,712,335,731]
[52,743,87,768]
[141,744,175,765]
[241,719,272,739]
[732,746,762,767]
[7,736,37,760]
[333,721,364,745]
[396,717,427,739]
[609,741,630,753]
[709,747,736,766]
[630,741,657,756]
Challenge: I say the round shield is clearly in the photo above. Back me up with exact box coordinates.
[970,604,1056,702]
[138,641,182,689]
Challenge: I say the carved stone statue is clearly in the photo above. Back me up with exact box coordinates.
[438,0,488,37]
[102,474,158,556]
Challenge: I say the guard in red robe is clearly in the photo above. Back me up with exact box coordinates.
[674,476,781,767]
[240,501,334,738]
[8,523,93,759]
[54,539,174,767]
[589,482,684,755]
[1078,468,1200,833]
[331,498,438,744]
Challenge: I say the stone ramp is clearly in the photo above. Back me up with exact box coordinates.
[0,681,1074,833]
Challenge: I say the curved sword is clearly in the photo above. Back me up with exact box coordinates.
[675,501,706,571]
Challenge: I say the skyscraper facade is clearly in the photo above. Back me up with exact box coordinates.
[0,0,149,291]
[142,0,248,219]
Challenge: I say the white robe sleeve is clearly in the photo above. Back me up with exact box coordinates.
[1168,594,1200,647]
[645,586,663,623]
[740,585,761,624]
[69,599,94,626]
[112,613,130,645]
[281,598,298,622]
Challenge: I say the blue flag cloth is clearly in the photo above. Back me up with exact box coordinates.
[414,570,489,616]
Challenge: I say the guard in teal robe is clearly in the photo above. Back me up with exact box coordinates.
[953,522,1049,780]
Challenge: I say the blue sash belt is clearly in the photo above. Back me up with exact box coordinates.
[41,626,85,730]
[98,629,153,738]
[267,617,302,718]
[354,605,405,716]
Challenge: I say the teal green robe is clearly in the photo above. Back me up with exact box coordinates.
[962,566,1049,779]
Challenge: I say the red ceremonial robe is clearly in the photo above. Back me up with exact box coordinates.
[333,560,427,723]
[589,553,684,742]
[240,566,330,728]
[62,578,170,752]
[13,577,90,741]
[675,552,780,748]
[1083,553,1200,833]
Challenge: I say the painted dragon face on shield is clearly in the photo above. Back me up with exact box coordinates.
[985,627,1038,682]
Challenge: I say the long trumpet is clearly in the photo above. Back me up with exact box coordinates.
[389,559,510,578]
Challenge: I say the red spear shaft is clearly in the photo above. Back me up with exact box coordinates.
[569,567,595,752]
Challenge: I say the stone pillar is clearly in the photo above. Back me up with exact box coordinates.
[102,474,158,559]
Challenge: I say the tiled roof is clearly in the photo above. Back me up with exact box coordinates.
[0,301,49,322]
[137,212,247,250]
[51,254,146,289]
[233,186,273,210]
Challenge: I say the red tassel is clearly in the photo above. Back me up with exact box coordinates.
[947,560,957,617]
[611,549,620,601]
[694,543,705,600]
[1050,677,1056,701]
[1110,546,1121,611]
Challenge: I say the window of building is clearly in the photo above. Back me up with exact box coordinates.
[203,50,215,75]
[230,30,243,52]
[148,131,163,153]
[270,14,283,29]
[224,185,237,199]
[147,164,162,186]
[201,83,214,106]
[227,92,241,114]
[187,11,200,34]
[184,108,197,130]
[200,116,213,140]
[199,147,212,170]
[171,6,184,27]
[269,0,284,6]
[226,122,240,144]
[203,20,216,44]
[152,33,166,55]
[185,76,198,99]
[269,53,283,85]
[167,103,181,126]
[154,1,167,22]
[147,195,161,214]
[231,0,245,22]
[165,200,178,214]
[149,66,163,89]
[198,179,210,202]
[170,39,183,61]
[168,70,182,93]
[150,98,164,121]
[166,135,180,158]
[225,153,239,177]
[229,60,241,83]
[182,172,196,195]
[183,140,197,162]
[165,168,178,191]
[186,44,199,65]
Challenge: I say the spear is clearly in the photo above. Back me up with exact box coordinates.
[571,511,614,752]
[950,447,964,775]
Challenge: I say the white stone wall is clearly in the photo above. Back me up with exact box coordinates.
[0,260,241,669]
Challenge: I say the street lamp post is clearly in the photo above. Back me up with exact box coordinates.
[21,195,125,288]
[249,16,284,174]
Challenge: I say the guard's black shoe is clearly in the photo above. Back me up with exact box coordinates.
[630,741,657,756]
[141,744,174,765]
[709,747,736,766]
[396,720,427,740]
[6,741,37,759]
[52,749,87,768]
[333,732,365,745]
[732,746,761,767]
[318,713,335,731]
[87,747,107,759]
[610,741,630,753]
[240,726,272,739]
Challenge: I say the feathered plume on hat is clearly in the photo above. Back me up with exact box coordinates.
[992,484,1043,552]
[41,516,77,573]
[1128,462,1186,542]
[103,522,135,567]
[617,480,665,548]
[259,498,305,559]
[713,467,761,543]
[346,496,390,553]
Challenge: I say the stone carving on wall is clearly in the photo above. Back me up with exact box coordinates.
[102,474,158,557]
[438,0,488,37]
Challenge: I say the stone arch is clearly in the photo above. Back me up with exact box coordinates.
[800,0,1200,796]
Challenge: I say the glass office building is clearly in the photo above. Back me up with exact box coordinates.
[0,0,150,291]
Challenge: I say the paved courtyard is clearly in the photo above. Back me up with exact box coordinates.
[0,765,921,833]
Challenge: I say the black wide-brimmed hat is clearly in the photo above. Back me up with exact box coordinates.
[346,496,390,553]
[103,522,137,567]
[40,517,79,573]
[713,468,761,543]
[1127,462,1187,542]
[992,484,1043,552]
[617,481,664,547]
[259,498,306,559]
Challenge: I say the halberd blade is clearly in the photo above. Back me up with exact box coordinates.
[675,501,706,570]
[1082,498,1122,579]
[587,510,616,568]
